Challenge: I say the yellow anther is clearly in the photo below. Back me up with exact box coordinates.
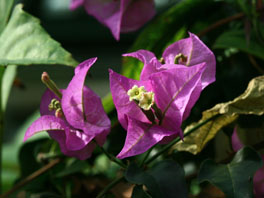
[138,92,155,110]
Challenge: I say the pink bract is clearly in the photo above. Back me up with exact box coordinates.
[70,0,156,40]
[24,58,111,160]
[110,33,215,159]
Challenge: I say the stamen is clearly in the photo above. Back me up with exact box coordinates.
[159,57,165,64]
[55,108,64,118]
[138,92,155,110]
[174,53,187,64]
[48,99,61,111]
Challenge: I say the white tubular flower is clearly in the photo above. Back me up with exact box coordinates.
[127,85,146,101]
[138,91,155,110]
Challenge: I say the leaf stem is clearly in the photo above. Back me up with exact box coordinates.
[145,115,219,165]
[0,67,5,194]
[140,146,154,167]
[95,141,126,169]
[96,176,124,198]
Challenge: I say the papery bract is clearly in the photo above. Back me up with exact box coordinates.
[70,0,155,40]
[124,32,216,88]
[232,127,264,197]
[110,63,206,159]
[24,58,111,160]
[111,33,215,159]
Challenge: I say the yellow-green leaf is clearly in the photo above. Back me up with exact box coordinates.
[172,75,264,154]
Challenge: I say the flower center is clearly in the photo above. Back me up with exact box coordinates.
[174,53,187,64]
[127,85,155,110]
[127,85,163,125]
[139,92,155,111]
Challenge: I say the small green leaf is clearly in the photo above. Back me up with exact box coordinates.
[2,65,16,111]
[214,30,264,60]
[198,147,263,198]
[0,0,14,33]
[0,4,78,67]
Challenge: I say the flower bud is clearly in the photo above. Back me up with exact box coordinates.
[41,72,62,99]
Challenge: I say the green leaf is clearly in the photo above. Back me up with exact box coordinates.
[172,75,264,155]
[198,147,263,198]
[213,30,264,60]
[102,92,115,114]
[125,161,187,198]
[2,65,16,111]
[0,0,14,34]
[148,160,188,198]
[2,110,46,192]
[125,163,162,198]
[0,4,78,67]
[132,185,152,198]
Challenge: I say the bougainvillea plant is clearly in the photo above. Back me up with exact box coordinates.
[1,1,264,197]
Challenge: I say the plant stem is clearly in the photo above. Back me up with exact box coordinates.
[95,141,126,169]
[96,176,124,198]
[198,8,264,37]
[0,158,61,198]
[0,67,5,195]
[145,115,219,165]
[140,146,154,167]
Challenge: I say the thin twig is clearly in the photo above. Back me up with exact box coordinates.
[248,54,264,74]
[198,13,244,37]
[198,8,264,37]
[0,158,62,198]
[140,146,154,167]
[95,141,126,169]
[96,176,124,198]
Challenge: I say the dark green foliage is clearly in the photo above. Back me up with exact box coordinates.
[198,147,263,198]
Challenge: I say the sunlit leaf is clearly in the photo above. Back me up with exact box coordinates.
[2,65,16,111]
[172,75,264,154]
[0,4,78,67]
[0,0,14,34]
[198,147,262,198]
